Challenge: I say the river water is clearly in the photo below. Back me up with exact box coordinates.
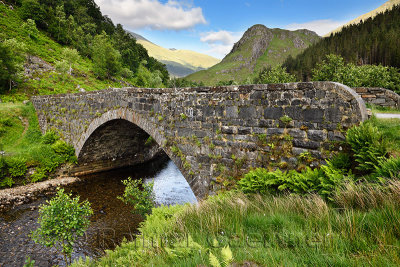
[0,157,196,266]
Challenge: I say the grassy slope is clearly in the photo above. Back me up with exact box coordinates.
[137,39,220,69]
[0,102,76,187]
[186,29,319,86]
[325,0,400,37]
[0,4,131,102]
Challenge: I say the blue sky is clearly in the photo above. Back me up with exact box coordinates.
[94,0,387,59]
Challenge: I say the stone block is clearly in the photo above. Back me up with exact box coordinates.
[303,108,324,123]
[307,130,327,141]
[264,107,283,119]
[226,106,238,118]
[239,106,257,119]
[288,129,306,139]
[328,131,345,141]
[292,139,320,149]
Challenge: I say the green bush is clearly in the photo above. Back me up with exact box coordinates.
[0,156,6,179]
[255,65,296,84]
[118,178,155,216]
[138,204,185,238]
[0,176,15,187]
[311,54,400,92]
[346,122,387,174]
[42,130,59,144]
[30,167,47,183]
[238,162,350,200]
[32,188,93,265]
[328,153,352,172]
[51,140,76,162]
[6,156,27,178]
[237,168,285,194]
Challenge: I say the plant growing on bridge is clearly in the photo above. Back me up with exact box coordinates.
[119,178,155,216]
[31,188,93,265]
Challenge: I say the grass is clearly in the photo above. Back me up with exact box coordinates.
[370,116,400,154]
[0,102,76,187]
[72,183,400,266]
[367,104,400,114]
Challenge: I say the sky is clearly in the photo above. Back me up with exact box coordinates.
[94,0,388,59]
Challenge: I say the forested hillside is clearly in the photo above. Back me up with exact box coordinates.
[283,4,400,80]
[0,0,169,100]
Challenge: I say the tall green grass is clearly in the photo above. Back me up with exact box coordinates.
[72,183,400,266]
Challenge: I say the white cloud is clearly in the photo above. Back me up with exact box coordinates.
[200,30,242,58]
[94,0,206,30]
[285,19,346,36]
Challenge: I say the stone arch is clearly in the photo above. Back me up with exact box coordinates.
[75,108,166,157]
[72,109,190,190]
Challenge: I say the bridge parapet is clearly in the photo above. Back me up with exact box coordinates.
[31,82,367,198]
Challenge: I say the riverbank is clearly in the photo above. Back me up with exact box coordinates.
[0,175,79,212]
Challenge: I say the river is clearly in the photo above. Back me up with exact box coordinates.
[0,157,196,266]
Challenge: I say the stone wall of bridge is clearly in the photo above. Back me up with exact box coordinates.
[354,87,400,108]
[31,82,367,198]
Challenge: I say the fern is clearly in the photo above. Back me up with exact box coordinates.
[209,252,221,267]
[374,157,400,179]
[221,246,233,266]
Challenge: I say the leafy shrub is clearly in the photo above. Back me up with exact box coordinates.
[42,130,59,144]
[237,168,286,194]
[118,178,155,216]
[374,157,400,179]
[0,117,14,127]
[311,54,400,92]
[327,153,352,172]
[6,156,27,178]
[138,204,185,238]
[51,140,76,162]
[346,122,387,174]
[0,176,15,187]
[254,65,297,84]
[0,156,6,179]
[238,162,350,200]
[32,188,93,265]
[30,167,47,183]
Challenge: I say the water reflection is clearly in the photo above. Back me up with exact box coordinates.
[147,160,197,206]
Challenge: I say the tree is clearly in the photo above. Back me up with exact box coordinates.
[92,32,122,79]
[255,65,296,84]
[118,178,155,216]
[19,0,46,29]
[61,47,80,75]
[0,39,26,92]
[22,19,39,39]
[31,188,93,265]
[311,54,346,83]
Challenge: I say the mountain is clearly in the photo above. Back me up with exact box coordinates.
[325,0,400,37]
[185,24,320,85]
[283,4,400,80]
[132,33,220,77]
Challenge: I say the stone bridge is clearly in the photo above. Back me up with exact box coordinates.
[31,82,367,198]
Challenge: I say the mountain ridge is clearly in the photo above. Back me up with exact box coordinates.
[185,24,320,85]
[133,35,220,77]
